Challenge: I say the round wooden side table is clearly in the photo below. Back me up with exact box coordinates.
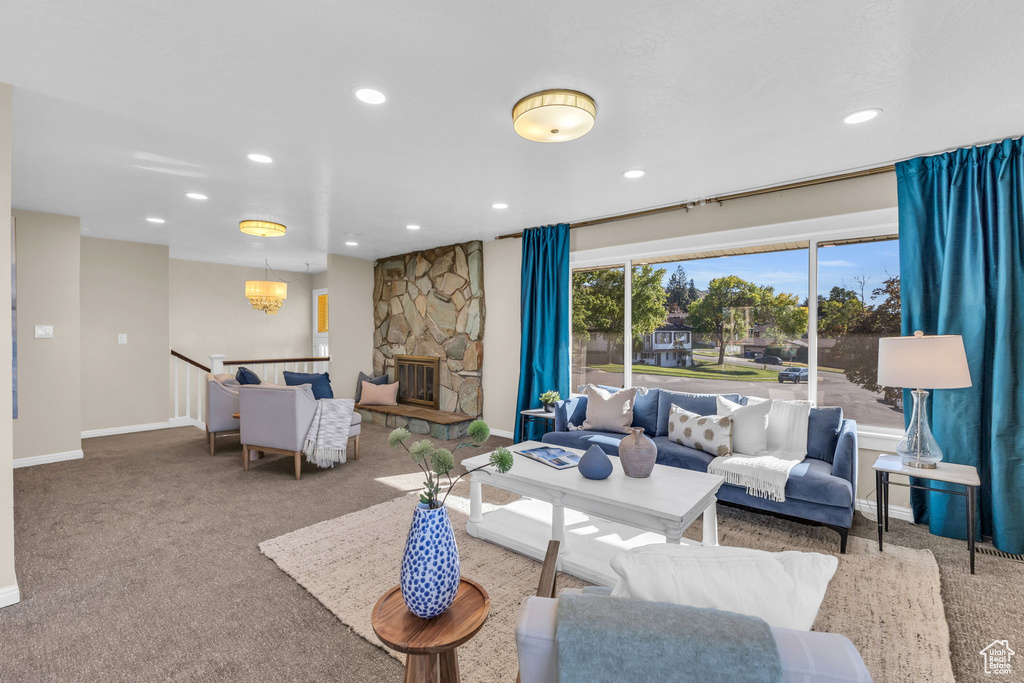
[371,577,490,683]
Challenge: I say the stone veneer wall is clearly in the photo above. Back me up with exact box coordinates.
[372,241,484,416]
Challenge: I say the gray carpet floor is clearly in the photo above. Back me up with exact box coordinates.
[2,424,1021,682]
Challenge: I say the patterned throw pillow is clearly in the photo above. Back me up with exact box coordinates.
[667,405,733,457]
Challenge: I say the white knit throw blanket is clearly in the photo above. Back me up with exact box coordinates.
[708,399,811,502]
[302,398,354,468]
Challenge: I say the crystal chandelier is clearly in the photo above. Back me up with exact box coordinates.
[245,261,287,315]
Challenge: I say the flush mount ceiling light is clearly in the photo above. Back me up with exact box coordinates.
[406,224,421,230]
[492,203,509,209]
[843,108,882,124]
[186,192,207,200]
[512,89,596,143]
[239,220,286,237]
[247,153,273,163]
[146,217,165,223]
[354,88,386,104]
[622,169,646,179]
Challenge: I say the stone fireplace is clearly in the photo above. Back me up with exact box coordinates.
[395,355,440,409]
[372,241,484,417]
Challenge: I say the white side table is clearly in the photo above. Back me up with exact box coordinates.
[519,408,555,439]
[872,454,981,574]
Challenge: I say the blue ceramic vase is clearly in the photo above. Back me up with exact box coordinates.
[579,444,613,480]
[400,503,461,618]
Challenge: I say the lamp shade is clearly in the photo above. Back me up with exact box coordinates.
[512,89,596,143]
[245,280,287,300]
[239,220,286,237]
[876,331,971,389]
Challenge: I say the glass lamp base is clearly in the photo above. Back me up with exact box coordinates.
[902,457,938,469]
[896,388,943,470]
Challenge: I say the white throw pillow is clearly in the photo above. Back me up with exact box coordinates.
[766,399,812,461]
[667,405,732,457]
[717,396,770,455]
[609,544,838,631]
[582,385,641,434]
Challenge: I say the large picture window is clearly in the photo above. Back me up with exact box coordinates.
[570,230,902,432]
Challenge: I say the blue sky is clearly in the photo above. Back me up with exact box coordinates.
[656,239,899,303]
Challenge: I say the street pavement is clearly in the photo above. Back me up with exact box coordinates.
[579,363,904,429]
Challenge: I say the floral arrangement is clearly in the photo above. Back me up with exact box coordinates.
[388,419,514,509]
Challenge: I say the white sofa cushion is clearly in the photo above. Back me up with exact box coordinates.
[581,385,641,434]
[717,396,770,455]
[609,544,838,631]
[667,405,732,456]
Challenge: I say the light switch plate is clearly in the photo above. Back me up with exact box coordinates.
[117,334,128,345]
[34,325,54,339]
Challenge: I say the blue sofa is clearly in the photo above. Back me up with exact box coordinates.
[542,388,858,552]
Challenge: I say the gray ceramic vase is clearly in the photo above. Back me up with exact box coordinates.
[579,444,613,480]
[618,427,657,478]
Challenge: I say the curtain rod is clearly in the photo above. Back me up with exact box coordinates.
[494,164,896,240]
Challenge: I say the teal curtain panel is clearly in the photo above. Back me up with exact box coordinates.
[515,224,570,442]
[896,137,1024,554]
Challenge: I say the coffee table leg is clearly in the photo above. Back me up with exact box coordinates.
[551,493,567,563]
[439,648,460,683]
[405,654,438,683]
[702,500,719,546]
[469,479,483,526]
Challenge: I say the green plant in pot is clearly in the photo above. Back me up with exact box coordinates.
[388,420,513,618]
[539,390,561,413]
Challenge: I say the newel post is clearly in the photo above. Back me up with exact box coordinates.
[209,354,226,374]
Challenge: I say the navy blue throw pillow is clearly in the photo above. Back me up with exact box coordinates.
[235,367,261,385]
[283,371,334,400]
[355,371,388,403]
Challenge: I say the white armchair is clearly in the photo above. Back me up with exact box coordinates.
[206,374,240,455]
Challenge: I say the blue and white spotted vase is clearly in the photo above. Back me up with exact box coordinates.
[400,502,461,618]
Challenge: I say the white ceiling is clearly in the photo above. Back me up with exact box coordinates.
[1,1,1022,270]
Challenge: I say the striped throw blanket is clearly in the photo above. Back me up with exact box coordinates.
[302,398,355,468]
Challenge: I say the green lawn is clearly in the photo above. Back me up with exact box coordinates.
[590,363,780,382]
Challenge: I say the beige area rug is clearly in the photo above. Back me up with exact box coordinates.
[260,494,954,683]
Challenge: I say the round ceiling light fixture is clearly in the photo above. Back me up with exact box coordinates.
[622,169,646,179]
[512,89,596,143]
[843,108,881,125]
[354,88,386,104]
[239,220,286,237]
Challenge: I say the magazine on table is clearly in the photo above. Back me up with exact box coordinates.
[516,445,581,470]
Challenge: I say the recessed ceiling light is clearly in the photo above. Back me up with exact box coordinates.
[146,217,165,224]
[354,88,386,105]
[843,108,881,125]
[247,153,273,163]
[186,193,207,200]
[622,169,646,179]
[492,203,509,210]
[406,224,421,230]
[345,241,358,246]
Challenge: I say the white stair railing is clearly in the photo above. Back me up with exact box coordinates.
[170,350,209,429]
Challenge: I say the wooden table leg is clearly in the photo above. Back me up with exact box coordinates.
[702,499,719,546]
[439,648,460,683]
[405,653,438,683]
[242,445,249,471]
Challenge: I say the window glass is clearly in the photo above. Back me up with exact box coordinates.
[571,266,625,391]
[628,254,809,402]
[816,238,902,428]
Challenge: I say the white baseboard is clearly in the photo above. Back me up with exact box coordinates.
[489,428,514,440]
[13,449,84,468]
[81,421,170,439]
[856,497,915,523]
[0,584,20,609]
[169,417,205,430]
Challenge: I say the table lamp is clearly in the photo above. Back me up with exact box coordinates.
[876,331,971,468]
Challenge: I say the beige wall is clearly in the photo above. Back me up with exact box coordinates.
[0,82,17,599]
[312,270,328,291]
[80,238,169,431]
[481,172,902,505]
[12,210,81,460]
[327,253,373,399]
[169,259,314,363]
[481,238,521,435]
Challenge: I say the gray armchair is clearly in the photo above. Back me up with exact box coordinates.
[238,384,361,480]
[206,374,240,455]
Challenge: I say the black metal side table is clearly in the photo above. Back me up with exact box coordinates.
[872,454,982,574]
[519,408,556,440]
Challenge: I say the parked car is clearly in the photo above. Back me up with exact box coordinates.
[754,355,783,366]
[778,367,809,383]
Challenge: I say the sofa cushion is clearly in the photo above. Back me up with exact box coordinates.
[656,391,741,436]
[582,385,640,434]
[717,396,770,455]
[576,385,661,435]
[354,371,388,403]
[777,458,853,508]
[652,436,713,472]
[554,396,589,432]
[667,406,732,457]
[542,430,625,456]
[235,367,261,385]
[807,407,843,463]
[360,380,399,405]
[283,371,334,399]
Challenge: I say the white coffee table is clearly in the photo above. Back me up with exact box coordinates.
[462,440,725,586]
